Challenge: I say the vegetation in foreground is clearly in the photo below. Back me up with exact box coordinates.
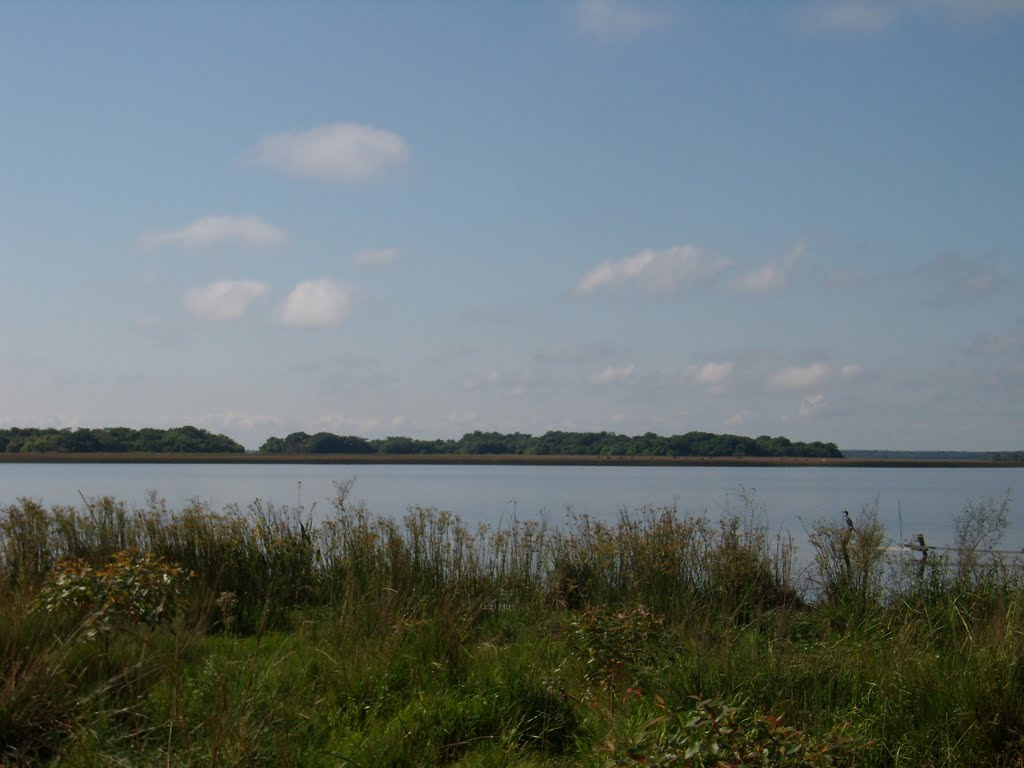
[1,485,1022,766]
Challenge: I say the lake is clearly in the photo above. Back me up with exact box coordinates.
[1,462,1022,555]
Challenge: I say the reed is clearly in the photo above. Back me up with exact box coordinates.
[1,489,1022,765]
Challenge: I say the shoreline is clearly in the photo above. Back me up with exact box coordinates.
[1,452,1021,468]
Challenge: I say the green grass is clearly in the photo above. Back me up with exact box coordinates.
[2,488,1023,766]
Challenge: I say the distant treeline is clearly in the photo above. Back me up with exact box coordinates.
[259,430,843,458]
[0,426,244,454]
[844,449,1022,462]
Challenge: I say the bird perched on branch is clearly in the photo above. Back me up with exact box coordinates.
[843,509,855,532]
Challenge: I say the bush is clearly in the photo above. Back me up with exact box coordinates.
[603,695,863,767]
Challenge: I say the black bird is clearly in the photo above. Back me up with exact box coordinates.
[843,510,855,531]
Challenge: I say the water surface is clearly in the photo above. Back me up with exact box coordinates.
[2,463,1020,552]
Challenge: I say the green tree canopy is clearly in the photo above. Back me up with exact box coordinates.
[257,430,843,459]
[0,427,245,453]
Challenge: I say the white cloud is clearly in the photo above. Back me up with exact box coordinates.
[463,371,501,391]
[279,279,356,328]
[428,343,479,366]
[183,280,269,320]
[576,245,730,295]
[535,342,619,364]
[840,364,863,377]
[769,362,831,390]
[726,411,747,427]
[446,410,479,427]
[959,270,997,298]
[141,215,287,250]
[922,254,1011,307]
[825,271,858,289]
[251,122,410,182]
[201,411,281,431]
[799,393,827,417]
[908,0,1024,18]
[0,413,83,430]
[967,333,1023,356]
[592,363,636,383]
[733,240,806,294]
[693,361,735,391]
[800,0,1024,33]
[800,1,898,32]
[783,241,808,270]
[575,0,668,40]
[734,263,786,294]
[317,414,382,434]
[352,248,398,267]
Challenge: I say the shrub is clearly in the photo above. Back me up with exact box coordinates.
[603,695,862,767]
[34,549,187,639]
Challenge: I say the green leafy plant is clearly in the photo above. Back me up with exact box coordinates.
[806,501,887,613]
[34,548,187,639]
[604,695,861,767]
[954,490,1013,586]
[569,605,667,702]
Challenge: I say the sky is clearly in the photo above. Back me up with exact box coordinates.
[1,1,1022,452]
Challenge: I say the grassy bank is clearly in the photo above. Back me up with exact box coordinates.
[2,486,1023,766]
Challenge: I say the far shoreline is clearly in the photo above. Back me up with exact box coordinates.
[1,452,1021,469]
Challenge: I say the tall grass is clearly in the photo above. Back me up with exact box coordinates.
[2,488,1023,765]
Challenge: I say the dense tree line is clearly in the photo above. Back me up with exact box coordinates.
[990,451,1024,463]
[0,426,245,453]
[0,426,845,458]
[845,449,1018,462]
[258,430,843,458]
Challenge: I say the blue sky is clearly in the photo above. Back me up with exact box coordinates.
[1,0,1022,451]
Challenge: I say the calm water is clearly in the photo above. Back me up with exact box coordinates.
[1,463,1022,552]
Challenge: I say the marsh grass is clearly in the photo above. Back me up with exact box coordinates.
[1,488,1023,765]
